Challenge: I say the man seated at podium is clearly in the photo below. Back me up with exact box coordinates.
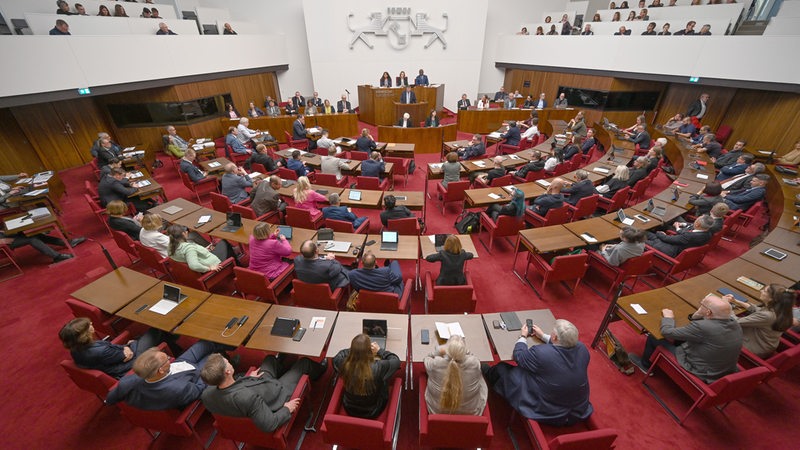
[397,113,415,128]
[457,94,471,111]
[337,95,352,113]
[400,86,417,104]
[415,69,429,86]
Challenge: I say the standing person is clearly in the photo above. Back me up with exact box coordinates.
[424,235,474,286]
[332,334,401,418]
[293,115,316,150]
[415,69,430,86]
[379,71,392,87]
[685,93,709,120]
[248,222,291,280]
[423,335,487,415]
[485,320,593,425]
[400,86,417,104]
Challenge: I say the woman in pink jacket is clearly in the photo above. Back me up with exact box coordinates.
[293,176,327,219]
[248,223,291,279]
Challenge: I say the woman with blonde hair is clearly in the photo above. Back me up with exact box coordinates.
[598,164,630,198]
[248,222,291,280]
[293,176,327,219]
[333,334,401,418]
[424,235,474,286]
[423,335,487,415]
[139,212,169,257]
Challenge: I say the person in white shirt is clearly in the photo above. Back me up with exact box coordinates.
[476,95,491,110]
[139,213,170,258]
[316,129,338,154]
[521,118,540,140]
[321,147,350,180]
[237,118,263,145]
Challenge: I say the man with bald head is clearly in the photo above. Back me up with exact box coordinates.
[347,252,404,296]
[632,294,742,383]
[293,240,349,289]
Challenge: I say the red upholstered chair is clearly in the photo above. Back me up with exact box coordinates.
[285,206,324,229]
[65,298,124,338]
[315,173,349,188]
[525,252,589,298]
[730,201,764,239]
[116,400,207,447]
[211,373,310,450]
[209,192,234,213]
[166,257,235,292]
[387,217,421,236]
[568,155,582,171]
[291,279,344,311]
[111,230,140,265]
[325,218,370,234]
[478,213,523,253]
[349,151,369,161]
[525,204,571,228]
[283,130,309,151]
[250,162,277,177]
[424,271,477,314]
[179,170,218,203]
[513,169,546,183]
[0,243,23,282]
[739,339,800,384]
[233,265,294,304]
[643,347,771,424]
[586,250,655,300]
[525,416,618,450]
[384,157,410,187]
[553,161,571,177]
[356,175,390,191]
[321,377,403,450]
[475,174,513,188]
[84,179,100,201]
[596,186,630,214]
[567,194,599,222]
[357,280,412,313]
[278,167,299,181]
[648,244,708,284]
[705,224,729,252]
[84,194,111,236]
[224,144,249,166]
[133,241,171,279]
[626,178,649,206]
[232,203,280,224]
[716,124,733,147]
[418,375,493,448]
[496,135,532,156]
[436,180,470,215]
[59,330,131,401]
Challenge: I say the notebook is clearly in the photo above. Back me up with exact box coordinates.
[363,319,388,349]
[221,212,242,232]
[380,231,399,251]
[149,285,188,315]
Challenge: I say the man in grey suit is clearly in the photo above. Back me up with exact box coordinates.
[631,294,742,384]
[293,240,349,289]
[200,354,326,433]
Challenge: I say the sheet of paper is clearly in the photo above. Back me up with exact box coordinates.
[622,217,635,226]
[696,174,709,180]
[310,316,326,329]
[198,215,211,224]
[208,162,221,168]
[581,234,598,243]
[123,146,136,152]
[149,300,178,315]
[24,189,48,196]
[473,161,486,167]
[630,304,647,314]
[487,193,501,199]
[536,180,551,187]
[162,206,183,215]
[4,216,34,231]
[248,172,262,179]
[593,167,610,174]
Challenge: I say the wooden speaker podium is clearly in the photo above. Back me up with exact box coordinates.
[358,85,445,126]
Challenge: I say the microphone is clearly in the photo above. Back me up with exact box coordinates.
[224,317,238,330]
[238,315,249,327]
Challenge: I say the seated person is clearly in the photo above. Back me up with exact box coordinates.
[348,252,404,295]
[423,335,487,415]
[474,156,507,186]
[337,95,352,113]
[293,239,350,289]
[500,121,521,147]
[397,112,415,128]
[322,193,367,229]
[237,118,264,147]
[494,87,507,101]
[690,125,712,145]
[566,111,587,138]
[521,118,540,141]
[356,128,377,153]
[485,320,592,425]
[225,128,251,156]
[248,222,291,280]
[726,284,795,358]
[628,125,651,149]
[293,176,326,219]
[662,113,684,132]
[317,129,337,153]
[139,213,169,258]
[553,93,568,108]
[562,135,582,161]
[59,317,177,379]
[379,195,414,227]
[775,140,800,165]
[332,334,401,418]
[504,95,516,110]
[106,200,142,241]
[599,226,646,266]
[712,139,746,169]
[247,102,265,118]
[220,163,253,204]
[180,149,210,183]
[687,182,723,216]
[645,146,662,173]
[627,157,649,187]
[265,100,281,117]
[721,162,764,192]
[424,235,474,286]
[722,174,768,211]
[96,137,123,168]
[165,136,186,158]
[673,117,697,139]
[284,99,298,115]
[646,215,713,257]
[425,110,440,127]
[246,144,281,173]
[200,353,326,433]
[580,128,597,154]
[562,170,597,206]
[106,341,230,410]
[672,204,728,235]
[250,175,286,217]
[98,167,152,213]
[321,147,350,180]
[693,134,723,159]
[476,95,491,110]
[631,294,742,383]
[305,100,318,116]
[458,134,485,160]
[528,178,566,216]
[457,94,471,110]
[167,225,235,273]
[360,152,386,181]
[286,150,310,178]
[513,150,545,179]
[597,165,630,198]
[716,154,753,181]
[485,187,525,222]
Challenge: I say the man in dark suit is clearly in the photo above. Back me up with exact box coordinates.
[356,128,377,152]
[562,170,596,206]
[293,115,316,149]
[673,20,696,36]
[457,94,471,110]
[459,134,486,160]
[360,151,385,181]
[712,139,746,169]
[580,128,597,154]
[627,156,649,187]
[348,252,404,295]
[721,162,764,191]
[414,69,429,86]
[562,135,582,161]
[180,148,210,183]
[494,87,508,101]
[500,121,521,147]
[628,125,651,150]
[486,319,592,425]
[529,178,566,216]
[397,112,415,128]
[200,353,326,433]
[685,93,709,119]
[336,95,352,113]
[722,174,767,211]
[380,195,414,227]
[98,167,137,206]
[291,91,306,110]
[293,240,349,289]
[716,154,753,181]
[693,134,722,159]
[106,340,229,410]
[646,215,713,257]
[322,193,367,229]
[96,137,123,167]
[399,86,417,104]
[250,175,285,217]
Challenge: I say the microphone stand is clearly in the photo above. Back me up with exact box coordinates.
[86,237,117,270]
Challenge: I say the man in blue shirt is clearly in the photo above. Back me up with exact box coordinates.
[225,127,251,155]
[414,69,429,86]
[322,193,368,229]
[348,252,404,295]
[286,150,309,178]
[49,19,71,35]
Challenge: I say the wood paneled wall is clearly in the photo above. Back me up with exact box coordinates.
[0,109,47,174]
[652,84,735,133]
[716,90,800,153]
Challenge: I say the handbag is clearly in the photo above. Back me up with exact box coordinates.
[602,329,634,375]
[346,290,359,311]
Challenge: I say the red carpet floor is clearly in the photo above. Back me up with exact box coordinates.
[1,125,797,450]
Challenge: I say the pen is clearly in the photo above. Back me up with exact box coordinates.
[135,304,148,314]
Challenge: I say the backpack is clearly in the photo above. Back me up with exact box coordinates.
[408,160,416,174]
[454,211,480,234]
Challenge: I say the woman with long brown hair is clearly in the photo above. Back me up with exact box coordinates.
[423,335,487,415]
[332,334,400,418]
[726,284,795,358]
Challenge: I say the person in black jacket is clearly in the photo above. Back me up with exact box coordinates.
[562,170,597,206]
[379,195,414,227]
[98,168,152,212]
[687,182,723,216]
[246,144,281,172]
[646,215,713,258]
[529,178,566,216]
[627,157,649,187]
[425,235,474,286]
[332,334,400,419]
[106,200,142,240]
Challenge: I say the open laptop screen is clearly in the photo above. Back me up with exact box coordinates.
[381,231,398,243]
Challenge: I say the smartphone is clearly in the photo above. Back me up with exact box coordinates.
[421,329,430,345]
[292,328,306,342]
[717,287,749,303]
[525,319,533,336]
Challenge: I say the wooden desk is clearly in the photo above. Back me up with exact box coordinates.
[277,183,342,198]
[392,191,425,211]
[121,146,156,172]
[511,182,547,200]
[426,162,466,181]
[352,162,394,178]
[327,312,408,360]
[316,232,367,261]
[200,158,232,174]
[464,187,509,208]
[377,125,457,155]
[71,267,161,314]
[2,205,74,255]
[209,217,261,245]
[665,273,758,311]
[564,217,623,244]
[358,85,444,126]
[563,171,606,185]
[173,294,269,346]
[173,207,228,232]
[410,314,494,362]
[601,209,664,231]
[246,305,338,357]
[116,282,211,332]
[275,150,321,168]
[419,234,479,259]
[632,198,688,222]
[516,226,585,254]
[383,143,416,158]
[312,114,359,140]
[365,235,420,261]
[339,189,384,209]
[9,171,66,212]
[442,140,471,157]
[739,242,800,280]
[148,198,203,222]
[710,260,794,300]
[482,309,557,361]
[133,178,166,203]
[456,108,533,134]
[776,210,799,230]
[617,290,695,340]
[763,227,800,254]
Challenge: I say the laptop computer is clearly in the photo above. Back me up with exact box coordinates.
[162,284,188,303]
[363,319,388,349]
[348,190,362,201]
[221,212,242,232]
[278,225,292,240]
[380,231,399,251]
